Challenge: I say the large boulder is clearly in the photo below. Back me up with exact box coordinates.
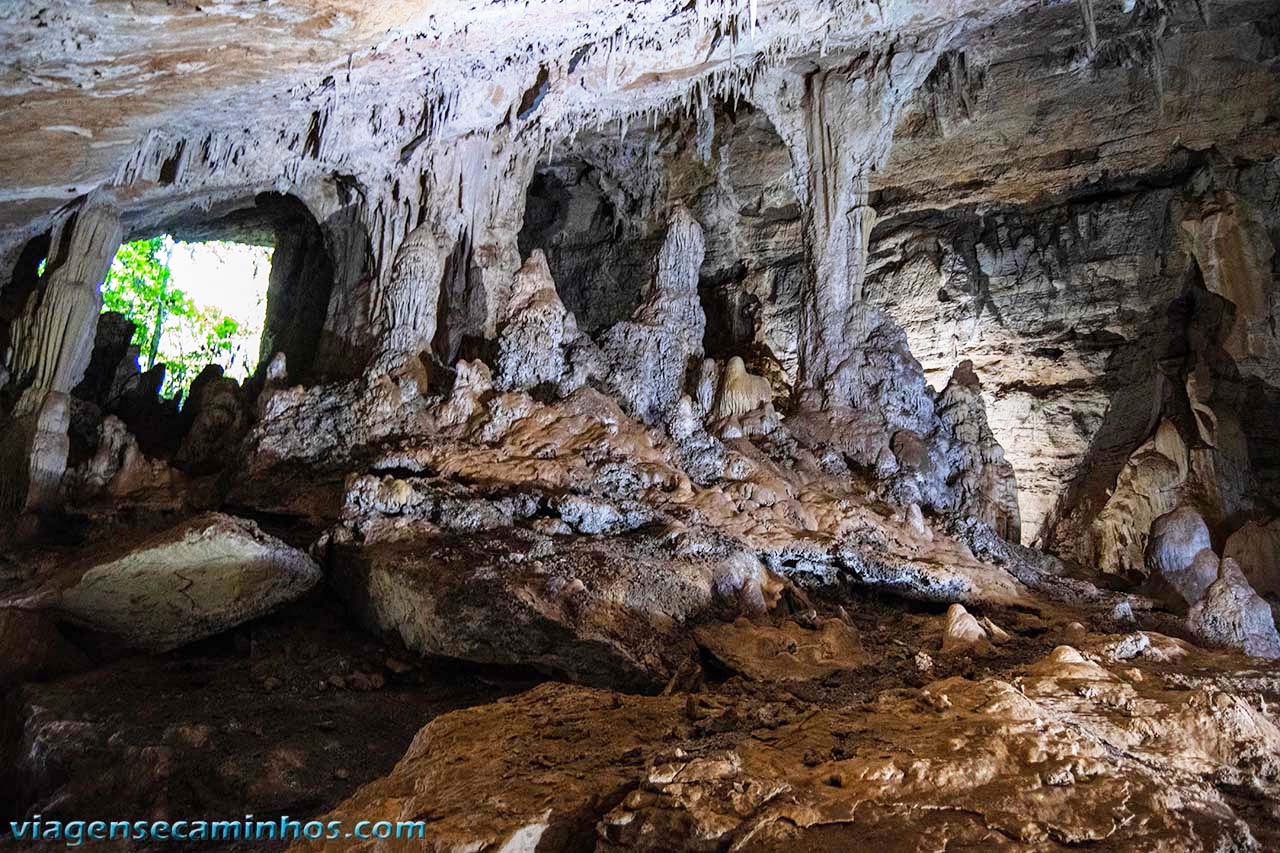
[328,531,715,690]
[7,513,321,651]
[292,646,1280,852]
[1187,558,1280,659]
[290,683,692,853]
[1146,506,1217,606]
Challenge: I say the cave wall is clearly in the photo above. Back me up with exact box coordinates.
[863,0,1280,549]
[865,163,1280,550]
[509,0,1280,558]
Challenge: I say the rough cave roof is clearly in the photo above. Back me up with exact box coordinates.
[0,0,1040,235]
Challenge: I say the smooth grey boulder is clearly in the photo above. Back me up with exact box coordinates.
[16,513,321,651]
[1146,507,1215,606]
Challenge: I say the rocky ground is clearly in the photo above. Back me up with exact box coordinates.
[0,588,535,852]
[5,537,1280,851]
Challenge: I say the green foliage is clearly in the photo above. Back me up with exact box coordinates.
[102,237,179,370]
[101,237,254,400]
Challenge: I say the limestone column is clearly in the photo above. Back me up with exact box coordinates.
[2,196,122,516]
[469,147,539,341]
[369,220,449,374]
[755,38,951,409]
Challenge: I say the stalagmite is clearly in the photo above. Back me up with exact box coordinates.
[713,356,772,418]
[940,603,992,654]
[600,205,707,425]
[370,221,448,374]
[494,250,588,392]
[935,360,1021,542]
[21,391,71,513]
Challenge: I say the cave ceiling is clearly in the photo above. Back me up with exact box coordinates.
[0,0,1057,237]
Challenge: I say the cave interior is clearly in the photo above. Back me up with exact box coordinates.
[2,0,1280,849]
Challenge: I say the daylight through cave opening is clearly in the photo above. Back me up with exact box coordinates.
[99,236,271,401]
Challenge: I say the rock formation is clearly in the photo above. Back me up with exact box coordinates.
[2,514,320,651]
[1188,558,1280,660]
[1,0,1279,847]
[713,355,773,419]
[939,603,993,655]
[370,222,447,375]
[494,250,600,395]
[600,206,707,425]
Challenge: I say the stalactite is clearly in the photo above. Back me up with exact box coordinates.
[1078,0,1099,54]
[8,197,123,416]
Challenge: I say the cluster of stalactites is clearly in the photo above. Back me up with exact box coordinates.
[99,0,965,287]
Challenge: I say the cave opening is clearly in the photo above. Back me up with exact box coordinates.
[98,235,271,401]
[136,191,336,392]
[51,192,339,463]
